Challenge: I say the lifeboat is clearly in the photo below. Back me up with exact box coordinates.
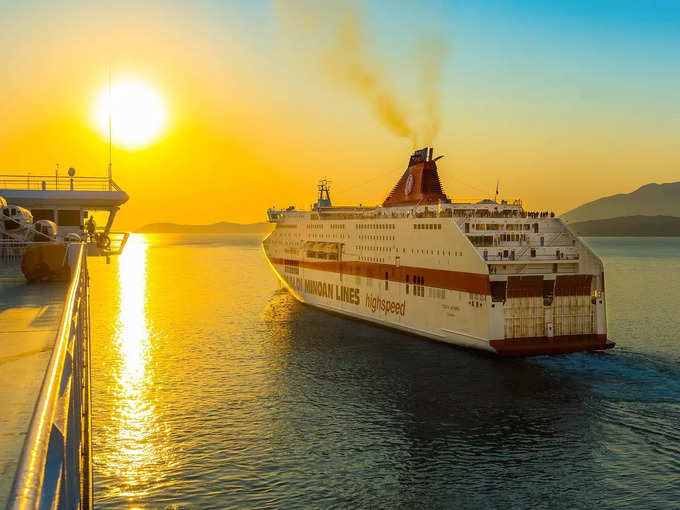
[31,220,58,242]
[1,204,33,233]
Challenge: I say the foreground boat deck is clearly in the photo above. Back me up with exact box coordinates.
[0,264,66,507]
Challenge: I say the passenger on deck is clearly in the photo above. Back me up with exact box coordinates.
[86,216,96,242]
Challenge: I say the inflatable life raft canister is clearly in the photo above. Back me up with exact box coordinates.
[21,244,70,282]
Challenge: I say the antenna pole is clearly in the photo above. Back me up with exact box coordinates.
[108,67,112,191]
[495,179,499,203]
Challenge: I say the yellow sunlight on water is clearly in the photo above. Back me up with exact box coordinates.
[93,77,168,149]
[111,235,159,497]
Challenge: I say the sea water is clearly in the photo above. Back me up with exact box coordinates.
[89,235,680,509]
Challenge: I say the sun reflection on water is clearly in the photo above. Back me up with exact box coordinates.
[108,235,164,500]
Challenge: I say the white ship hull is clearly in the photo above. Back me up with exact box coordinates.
[269,250,497,341]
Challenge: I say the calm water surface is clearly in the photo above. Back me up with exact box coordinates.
[90,235,680,509]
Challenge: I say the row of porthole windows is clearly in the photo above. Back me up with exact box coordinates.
[414,223,442,230]
[357,223,395,230]
[308,234,347,239]
[359,235,394,241]
[358,256,385,263]
[409,248,463,257]
[359,245,392,252]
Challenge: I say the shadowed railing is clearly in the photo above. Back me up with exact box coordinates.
[0,174,121,192]
[6,244,92,510]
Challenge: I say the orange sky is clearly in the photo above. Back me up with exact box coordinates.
[1,1,678,230]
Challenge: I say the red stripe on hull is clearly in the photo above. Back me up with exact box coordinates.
[490,334,615,357]
[268,257,490,295]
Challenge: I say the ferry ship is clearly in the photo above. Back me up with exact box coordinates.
[263,148,614,356]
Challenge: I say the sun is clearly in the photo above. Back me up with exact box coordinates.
[93,77,167,149]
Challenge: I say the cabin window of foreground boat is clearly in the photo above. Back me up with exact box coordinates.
[57,209,81,226]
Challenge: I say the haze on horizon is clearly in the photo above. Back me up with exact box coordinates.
[1,0,679,230]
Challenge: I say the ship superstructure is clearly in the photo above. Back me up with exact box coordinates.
[1,171,130,258]
[263,148,613,356]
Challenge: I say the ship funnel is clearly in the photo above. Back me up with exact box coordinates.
[382,147,450,208]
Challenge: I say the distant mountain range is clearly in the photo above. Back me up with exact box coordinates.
[562,182,680,223]
[137,222,272,234]
[569,215,680,236]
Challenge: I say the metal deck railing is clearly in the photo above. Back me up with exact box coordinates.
[6,244,92,510]
[0,174,122,192]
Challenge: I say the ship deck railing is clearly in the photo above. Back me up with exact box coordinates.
[0,174,122,193]
[0,240,57,262]
[1,234,130,260]
[4,243,92,510]
[308,205,550,221]
[83,230,130,256]
[483,253,580,262]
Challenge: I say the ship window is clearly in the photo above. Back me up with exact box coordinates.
[57,209,81,226]
[31,209,55,221]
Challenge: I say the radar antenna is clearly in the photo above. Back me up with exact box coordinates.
[315,178,332,209]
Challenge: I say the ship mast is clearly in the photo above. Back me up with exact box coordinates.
[107,68,112,191]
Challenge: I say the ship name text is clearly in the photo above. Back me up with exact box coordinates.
[304,279,360,305]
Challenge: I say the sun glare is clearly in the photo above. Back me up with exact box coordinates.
[93,77,167,149]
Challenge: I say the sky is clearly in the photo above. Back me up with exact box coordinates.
[0,0,678,229]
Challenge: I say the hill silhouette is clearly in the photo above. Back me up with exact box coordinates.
[562,182,680,223]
